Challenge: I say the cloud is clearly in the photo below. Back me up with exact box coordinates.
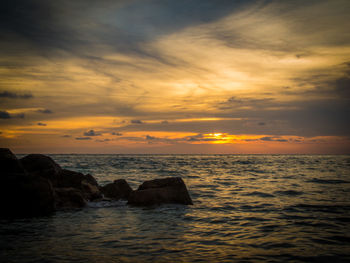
[37,122,47,126]
[185,134,217,142]
[95,138,111,142]
[0,110,24,119]
[62,135,71,137]
[0,91,33,99]
[0,111,11,119]
[37,109,53,114]
[83,130,101,136]
[260,136,287,142]
[0,0,246,63]
[146,135,157,140]
[131,120,143,124]
[75,137,91,140]
[1,0,350,154]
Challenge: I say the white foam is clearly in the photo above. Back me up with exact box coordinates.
[87,200,127,208]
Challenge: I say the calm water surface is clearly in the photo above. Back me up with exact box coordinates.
[1,155,350,262]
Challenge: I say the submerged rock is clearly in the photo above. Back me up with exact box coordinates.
[128,177,193,206]
[100,179,132,200]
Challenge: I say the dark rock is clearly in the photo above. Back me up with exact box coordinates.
[20,154,62,184]
[0,148,26,175]
[128,177,193,206]
[81,180,102,201]
[54,188,86,209]
[58,169,102,201]
[100,179,132,200]
[0,149,55,218]
[85,173,99,186]
[15,176,55,216]
[59,169,86,188]
[20,154,101,202]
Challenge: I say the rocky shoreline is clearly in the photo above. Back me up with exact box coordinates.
[0,148,192,218]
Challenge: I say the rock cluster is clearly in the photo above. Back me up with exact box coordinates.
[1,148,192,218]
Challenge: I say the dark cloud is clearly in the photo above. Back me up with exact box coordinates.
[0,111,11,119]
[258,122,266,126]
[185,134,217,142]
[0,0,253,61]
[95,138,111,142]
[0,91,33,99]
[37,122,46,126]
[17,113,25,119]
[111,132,122,136]
[0,110,24,119]
[83,130,101,136]
[75,137,91,140]
[131,120,143,124]
[260,136,287,142]
[146,135,157,140]
[62,135,71,137]
[161,120,169,124]
[37,109,53,114]
[334,72,350,99]
[218,96,276,110]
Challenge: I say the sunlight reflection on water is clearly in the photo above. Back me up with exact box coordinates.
[1,155,350,262]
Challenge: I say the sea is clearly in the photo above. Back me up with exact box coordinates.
[1,154,350,262]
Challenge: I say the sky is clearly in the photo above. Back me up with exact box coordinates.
[0,0,350,154]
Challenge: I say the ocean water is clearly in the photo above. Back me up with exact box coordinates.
[1,154,350,262]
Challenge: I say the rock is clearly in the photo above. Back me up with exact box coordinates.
[0,149,55,218]
[16,176,56,216]
[85,173,99,186]
[128,177,193,206]
[59,169,102,201]
[58,169,86,188]
[54,188,86,209]
[19,155,101,201]
[20,154,62,185]
[100,179,132,200]
[0,148,26,175]
[81,180,102,201]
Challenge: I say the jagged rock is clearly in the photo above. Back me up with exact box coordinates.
[100,179,132,200]
[54,188,86,209]
[0,148,55,218]
[128,177,193,206]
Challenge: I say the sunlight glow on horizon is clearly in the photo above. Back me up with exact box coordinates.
[0,0,349,154]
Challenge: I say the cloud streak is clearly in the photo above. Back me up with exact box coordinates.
[0,0,349,153]
[0,91,33,99]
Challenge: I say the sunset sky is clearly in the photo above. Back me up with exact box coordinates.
[1,0,350,154]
